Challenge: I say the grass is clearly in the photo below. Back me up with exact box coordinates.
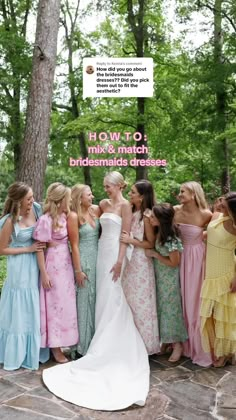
[0,256,7,292]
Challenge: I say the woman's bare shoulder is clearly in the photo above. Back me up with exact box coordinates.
[174,204,182,211]
[91,204,101,217]
[99,199,110,210]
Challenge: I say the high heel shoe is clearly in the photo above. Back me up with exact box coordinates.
[213,355,236,368]
[168,343,183,363]
[51,348,69,364]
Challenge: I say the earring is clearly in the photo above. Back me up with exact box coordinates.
[57,203,61,208]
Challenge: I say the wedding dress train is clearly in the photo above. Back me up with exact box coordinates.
[43,213,150,410]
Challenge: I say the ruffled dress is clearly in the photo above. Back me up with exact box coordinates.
[0,203,49,370]
[154,237,188,344]
[33,213,78,348]
[200,215,236,357]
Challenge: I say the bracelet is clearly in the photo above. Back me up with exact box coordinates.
[75,269,82,273]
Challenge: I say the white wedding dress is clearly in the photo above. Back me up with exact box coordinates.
[43,213,150,411]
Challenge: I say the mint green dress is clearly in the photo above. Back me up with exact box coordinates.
[76,219,100,355]
[154,237,188,344]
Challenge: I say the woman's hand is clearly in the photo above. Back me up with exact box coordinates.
[120,231,132,244]
[75,271,87,287]
[145,249,155,258]
[29,241,46,253]
[110,261,122,282]
[230,277,236,293]
[41,273,52,289]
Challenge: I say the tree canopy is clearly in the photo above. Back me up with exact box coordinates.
[0,0,236,209]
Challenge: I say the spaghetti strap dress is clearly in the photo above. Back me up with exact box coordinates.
[75,219,100,355]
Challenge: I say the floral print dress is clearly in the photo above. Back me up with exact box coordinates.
[122,210,160,354]
[153,237,188,344]
[33,213,79,348]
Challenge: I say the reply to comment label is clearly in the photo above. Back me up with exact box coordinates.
[83,57,153,99]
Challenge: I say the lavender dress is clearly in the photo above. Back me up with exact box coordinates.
[33,213,78,348]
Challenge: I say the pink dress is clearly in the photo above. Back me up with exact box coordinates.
[33,213,79,348]
[122,211,160,355]
[178,224,212,366]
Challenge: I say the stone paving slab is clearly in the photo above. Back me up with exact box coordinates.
[1,355,236,419]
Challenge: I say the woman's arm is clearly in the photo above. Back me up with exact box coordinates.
[111,202,132,281]
[36,251,52,289]
[0,218,44,255]
[120,215,155,249]
[92,204,102,218]
[146,248,180,268]
[99,199,108,215]
[67,211,87,287]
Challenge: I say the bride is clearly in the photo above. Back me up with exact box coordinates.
[43,171,150,411]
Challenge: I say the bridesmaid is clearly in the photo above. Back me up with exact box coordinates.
[200,193,236,367]
[121,180,160,355]
[0,182,49,370]
[33,182,79,363]
[70,184,100,356]
[174,181,212,366]
[146,204,188,363]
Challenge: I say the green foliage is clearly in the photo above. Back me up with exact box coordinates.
[1,0,236,202]
[0,256,7,292]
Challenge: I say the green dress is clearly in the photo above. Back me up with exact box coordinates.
[154,237,188,344]
[76,219,100,355]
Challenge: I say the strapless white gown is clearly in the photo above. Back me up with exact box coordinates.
[43,213,150,410]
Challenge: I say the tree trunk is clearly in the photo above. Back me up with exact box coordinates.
[127,0,147,180]
[62,1,91,186]
[214,0,230,192]
[136,97,147,179]
[17,0,61,201]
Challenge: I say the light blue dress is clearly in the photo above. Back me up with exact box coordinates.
[0,203,49,370]
[75,219,100,355]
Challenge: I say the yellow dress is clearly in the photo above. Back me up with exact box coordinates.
[200,215,236,357]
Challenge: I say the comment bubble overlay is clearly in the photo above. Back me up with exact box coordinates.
[83,57,153,99]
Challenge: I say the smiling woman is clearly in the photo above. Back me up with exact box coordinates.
[0,181,49,370]
[174,181,212,367]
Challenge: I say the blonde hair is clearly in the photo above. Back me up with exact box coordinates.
[71,184,90,222]
[181,181,208,209]
[2,182,31,223]
[44,182,71,229]
[104,171,127,190]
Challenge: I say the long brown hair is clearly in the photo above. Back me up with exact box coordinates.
[225,192,236,226]
[153,203,179,245]
[1,182,31,223]
[134,180,156,220]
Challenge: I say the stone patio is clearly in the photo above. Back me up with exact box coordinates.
[1,354,236,419]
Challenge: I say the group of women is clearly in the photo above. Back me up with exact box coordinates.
[0,172,236,411]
